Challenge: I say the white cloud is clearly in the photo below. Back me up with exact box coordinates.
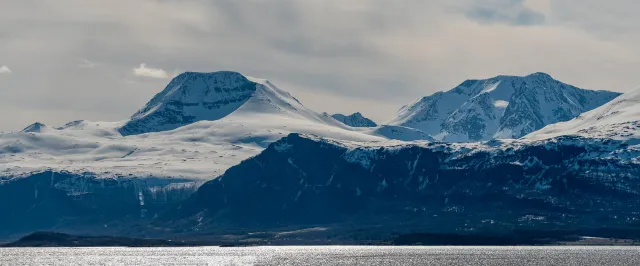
[0,66,12,74]
[133,63,169,79]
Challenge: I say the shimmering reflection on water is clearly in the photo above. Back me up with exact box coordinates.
[1,246,639,266]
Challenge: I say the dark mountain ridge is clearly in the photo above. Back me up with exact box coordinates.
[161,133,640,239]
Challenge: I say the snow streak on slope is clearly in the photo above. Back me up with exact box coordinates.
[0,71,394,180]
[526,87,640,141]
[387,73,620,142]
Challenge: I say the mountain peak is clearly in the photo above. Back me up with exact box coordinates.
[388,72,621,142]
[22,122,47,133]
[118,71,262,135]
[118,70,338,136]
[331,112,377,127]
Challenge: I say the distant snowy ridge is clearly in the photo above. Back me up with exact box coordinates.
[526,86,640,141]
[388,72,621,142]
[331,112,377,127]
[21,122,48,133]
[1,71,432,180]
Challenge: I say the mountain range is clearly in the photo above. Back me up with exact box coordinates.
[1,70,637,243]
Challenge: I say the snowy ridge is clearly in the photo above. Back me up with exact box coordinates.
[388,72,620,142]
[0,71,422,180]
[1,71,629,182]
[526,87,640,141]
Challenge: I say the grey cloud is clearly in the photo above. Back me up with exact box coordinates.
[78,59,98,68]
[270,37,375,58]
[463,0,545,26]
[550,0,640,37]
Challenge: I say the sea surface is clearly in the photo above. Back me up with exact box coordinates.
[1,246,639,265]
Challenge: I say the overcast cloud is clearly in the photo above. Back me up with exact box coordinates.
[0,0,638,131]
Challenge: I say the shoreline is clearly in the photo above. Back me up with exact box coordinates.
[3,232,639,248]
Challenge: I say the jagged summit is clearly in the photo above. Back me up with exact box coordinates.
[387,72,620,142]
[21,122,47,133]
[331,112,377,127]
[118,71,334,136]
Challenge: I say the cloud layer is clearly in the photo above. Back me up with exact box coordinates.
[0,0,638,131]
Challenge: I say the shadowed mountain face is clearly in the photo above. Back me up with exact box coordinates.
[388,73,621,142]
[167,133,640,236]
[0,172,198,239]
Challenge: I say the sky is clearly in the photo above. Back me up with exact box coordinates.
[0,0,639,131]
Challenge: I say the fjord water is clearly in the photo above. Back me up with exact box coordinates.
[2,246,639,265]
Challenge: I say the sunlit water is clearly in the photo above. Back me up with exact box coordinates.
[1,246,639,265]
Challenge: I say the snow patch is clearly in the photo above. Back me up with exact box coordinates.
[273,142,293,153]
[493,100,509,108]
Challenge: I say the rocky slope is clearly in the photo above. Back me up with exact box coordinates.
[387,73,620,142]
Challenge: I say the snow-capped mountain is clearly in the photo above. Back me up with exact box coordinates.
[1,71,388,181]
[526,86,640,142]
[331,112,377,127]
[120,71,353,136]
[387,73,620,142]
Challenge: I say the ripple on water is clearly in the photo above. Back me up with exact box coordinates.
[1,246,640,266]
